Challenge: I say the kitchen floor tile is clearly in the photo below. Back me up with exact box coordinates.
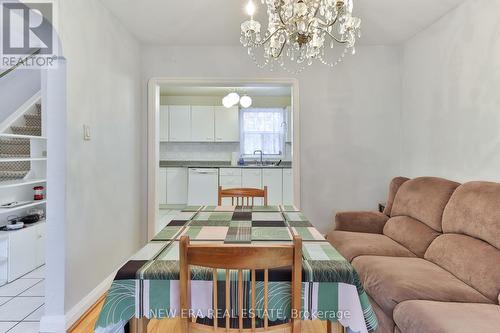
[0,322,17,333]
[20,281,44,297]
[5,322,40,333]
[25,304,44,321]
[21,265,45,279]
[0,297,12,306]
[0,296,44,321]
[0,279,42,297]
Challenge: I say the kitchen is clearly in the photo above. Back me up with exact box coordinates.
[157,85,294,231]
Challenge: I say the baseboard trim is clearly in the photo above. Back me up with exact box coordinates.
[64,272,115,330]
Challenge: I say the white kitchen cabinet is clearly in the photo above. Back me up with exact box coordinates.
[282,168,294,205]
[219,169,242,205]
[166,167,188,205]
[169,105,191,142]
[159,167,167,205]
[34,223,46,268]
[191,106,215,142]
[8,225,36,282]
[242,169,263,205]
[159,105,169,141]
[214,106,239,142]
[263,169,283,205]
[188,168,219,205]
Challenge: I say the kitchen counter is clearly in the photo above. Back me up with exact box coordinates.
[160,160,292,169]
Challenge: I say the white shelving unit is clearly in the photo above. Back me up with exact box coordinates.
[0,178,46,189]
[0,90,47,285]
[0,200,47,213]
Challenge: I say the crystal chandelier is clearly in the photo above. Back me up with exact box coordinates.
[240,0,361,73]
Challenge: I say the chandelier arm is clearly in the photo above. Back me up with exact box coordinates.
[249,27,286,46]
[276,3,289,26]
[307,14,339,33]
[271,40,287,59]
[317,27,349,44]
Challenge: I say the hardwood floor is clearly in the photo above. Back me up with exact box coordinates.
[68,296,336,333]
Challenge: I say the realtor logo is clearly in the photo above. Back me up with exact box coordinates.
[2,1,53,55]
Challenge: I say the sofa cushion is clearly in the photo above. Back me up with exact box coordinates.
[442,181,500,249]
[425,234,500,303]
[327,231,416,262]
[352,256,492,316]
[368,296,394,333]
[391,177,460,232]
[383,216,441,257]
[393,300,500,333]
[382,177,410,216]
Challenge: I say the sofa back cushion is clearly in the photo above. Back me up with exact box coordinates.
[382,177,410,216]
[390,177,460,232]
[442,181,500,249]
[383,216,441,257]
[425,234,500,303]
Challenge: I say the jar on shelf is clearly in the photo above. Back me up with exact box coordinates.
[33,186,45,201]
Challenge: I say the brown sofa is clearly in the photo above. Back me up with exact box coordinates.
[327,177,500,333]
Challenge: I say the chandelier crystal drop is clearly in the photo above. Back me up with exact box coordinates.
[240,0,361,73]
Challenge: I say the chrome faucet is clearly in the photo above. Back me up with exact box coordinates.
[254,150,263,165]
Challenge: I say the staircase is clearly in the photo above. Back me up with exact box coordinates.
[0,104,42,181]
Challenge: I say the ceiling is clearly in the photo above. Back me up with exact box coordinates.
[101,0,466,46]
[160,86,291,97]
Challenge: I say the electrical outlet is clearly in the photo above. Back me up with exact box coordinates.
[83,125,91,141]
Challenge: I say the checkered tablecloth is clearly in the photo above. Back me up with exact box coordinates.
[94,206,377,333]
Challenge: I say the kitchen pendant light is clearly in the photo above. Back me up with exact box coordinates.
[240,95,253,108]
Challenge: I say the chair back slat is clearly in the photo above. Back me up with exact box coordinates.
[251,269,256,331]
[213,269,218,330]
[264,269,269,330]
[179,236,302,333]
[238,270,243,332]
[225,269,230,331]
[218,186,268,206]
[186,244,294,270]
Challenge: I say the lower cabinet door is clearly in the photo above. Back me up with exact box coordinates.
[242,169,263,205]
[159,168,167,205]
[35,223,46,268]
[282,168,294,205]
[8,227,37,282]
[166,168,188,205]
[262,169,283,205]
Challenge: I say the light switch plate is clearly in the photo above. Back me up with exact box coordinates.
[83,125,91,141]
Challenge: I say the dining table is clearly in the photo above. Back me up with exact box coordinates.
[94,205,378,333]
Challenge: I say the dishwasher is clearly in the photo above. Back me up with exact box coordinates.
[188,168,219,205]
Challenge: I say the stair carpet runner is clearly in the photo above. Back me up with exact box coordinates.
[0,104,41,181]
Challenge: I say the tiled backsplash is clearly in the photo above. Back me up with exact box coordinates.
[161,142,292,162]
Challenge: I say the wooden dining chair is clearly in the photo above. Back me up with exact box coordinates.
[218,186,268,206]
[179,235,302,333]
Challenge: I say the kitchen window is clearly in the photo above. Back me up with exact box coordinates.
[240,107,286,157]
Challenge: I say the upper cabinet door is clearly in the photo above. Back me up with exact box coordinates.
[169,105,191,142]
[159,105,169,142]
[191,106,215,142]
[214,106,239,142]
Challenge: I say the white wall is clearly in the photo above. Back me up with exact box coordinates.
[57,0,144,313]
[142,45,402,233]
[401,0,500,182]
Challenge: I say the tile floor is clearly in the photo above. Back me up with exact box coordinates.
[0,265,44,333]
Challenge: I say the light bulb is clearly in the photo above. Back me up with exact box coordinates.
[245,0,256,17]
[227,92,240,106]
[240,95,252,108]
[222,96,234,108]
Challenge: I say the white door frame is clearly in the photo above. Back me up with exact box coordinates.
[146,77,300,240]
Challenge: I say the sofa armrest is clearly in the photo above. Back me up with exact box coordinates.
[334,211,389,234]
